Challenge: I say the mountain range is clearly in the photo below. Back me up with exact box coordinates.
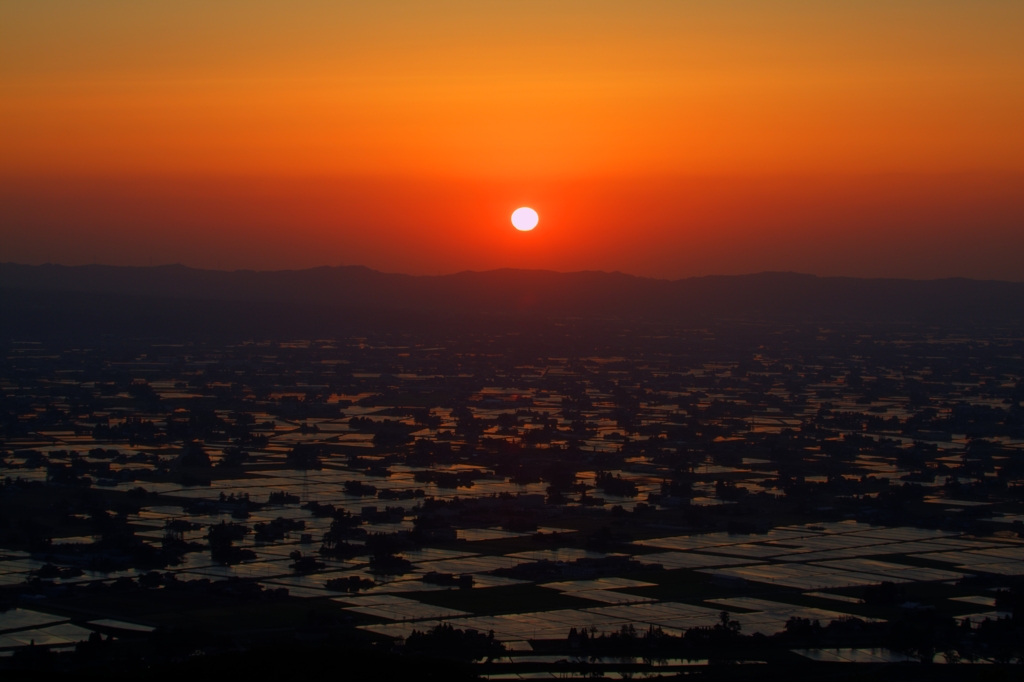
[2,263,1023,334]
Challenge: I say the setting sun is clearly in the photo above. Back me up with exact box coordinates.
[511,207,539,232]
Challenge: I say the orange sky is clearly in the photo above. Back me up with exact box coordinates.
[2,1,1023,279]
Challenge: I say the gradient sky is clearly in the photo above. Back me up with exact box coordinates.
[2,1,1022,279]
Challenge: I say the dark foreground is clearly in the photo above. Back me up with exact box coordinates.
[0,290,1022,678]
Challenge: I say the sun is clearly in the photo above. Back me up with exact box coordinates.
[511,207,539,231]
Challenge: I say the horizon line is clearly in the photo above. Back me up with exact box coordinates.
[3,261,1022,285]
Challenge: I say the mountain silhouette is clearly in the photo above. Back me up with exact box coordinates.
[2,263,1023,337]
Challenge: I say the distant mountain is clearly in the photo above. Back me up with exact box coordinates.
[2,262,1023,328]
